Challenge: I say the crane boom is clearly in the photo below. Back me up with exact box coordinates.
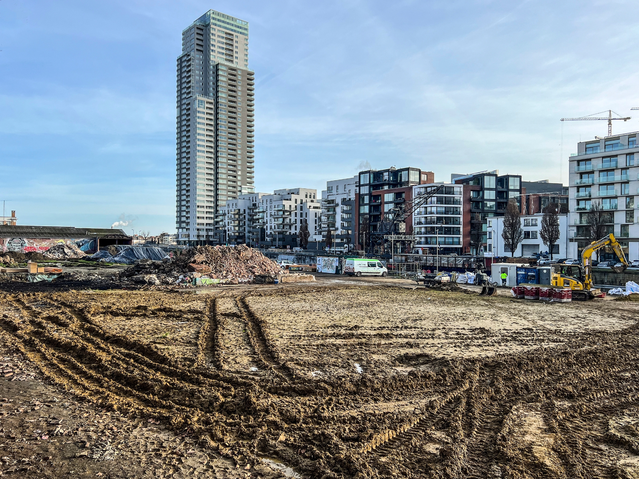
[560,110,631,136]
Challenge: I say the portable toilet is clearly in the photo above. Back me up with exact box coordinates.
[516,267,538,285]
[490,263,518,287]
[538,266,552,285]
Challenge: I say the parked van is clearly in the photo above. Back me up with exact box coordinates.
[344,258,387,277]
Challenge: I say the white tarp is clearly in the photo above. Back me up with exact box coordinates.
[608,281,639,296]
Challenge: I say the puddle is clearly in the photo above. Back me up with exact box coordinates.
[261,457,302,478]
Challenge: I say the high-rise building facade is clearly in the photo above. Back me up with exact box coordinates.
[176,10,255,244]
[320,176,357,249]
[568,132,639,261]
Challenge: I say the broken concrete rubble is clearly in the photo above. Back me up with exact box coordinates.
[42,243,86,260]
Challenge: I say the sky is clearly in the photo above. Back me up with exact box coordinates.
[1,0,639,235]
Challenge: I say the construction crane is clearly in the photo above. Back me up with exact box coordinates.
[560,110,630,136]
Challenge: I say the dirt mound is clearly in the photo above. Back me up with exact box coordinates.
[43,243,87,260]
[0,251,49,264]
[120,245,282,285]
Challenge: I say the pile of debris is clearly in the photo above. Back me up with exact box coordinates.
[120,245,283,286]
[42,243,87,260]
[0,251,48,265]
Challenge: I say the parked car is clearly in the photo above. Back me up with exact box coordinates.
[630,260,639,268]
[597,261,613,268]
[537,258,552,265]
[563,259,580,265]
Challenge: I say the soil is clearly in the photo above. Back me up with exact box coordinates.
[2,277,639,478]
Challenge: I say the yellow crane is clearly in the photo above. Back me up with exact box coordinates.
[552,233,628,300]
[560,110,630,136]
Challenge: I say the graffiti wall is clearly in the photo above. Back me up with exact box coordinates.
[0,237,75,253]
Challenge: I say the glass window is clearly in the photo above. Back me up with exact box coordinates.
[384,203,394,212]
[359,173,370,185]
[621,184,630,195]
[384,193,394,202]
[509,177,520,190]
[602,156,618,168]
[599,185,616,196]
[621,224,630,237]
[360,185,369,195]
[577,160,592,171]
[359,205,369,214]
[627,196,635,209]
[627,153,635,166]
[602,198,618,210]
[484,190,496,200]
[599,171,615,181]
[409,170,419,183]
[629,137,636,148]
[484,201,496,210]
[626,210,634,223]
[585,142,600,154]
[605,139,622,151]
[484,176,496,188]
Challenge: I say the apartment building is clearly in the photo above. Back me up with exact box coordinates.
[217,189,321,248]
[487,214,569,257]
[176,10,255,245]
[522,180,568,215]
[320,176,357,249]
[412,184,464,255]
[355,167,435,251]
[452,171,522,255]
[568,132,639,261]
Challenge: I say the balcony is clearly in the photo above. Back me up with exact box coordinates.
[602,204,618,210]
[574,143,638,156]
[596,190,619,197]
[575,165,594,172]
[574,178,595,185]
[595,163,618,170]
[597,174,630,183]
[575,191,591,198]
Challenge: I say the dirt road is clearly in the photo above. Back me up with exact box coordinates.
[2,279,639,478]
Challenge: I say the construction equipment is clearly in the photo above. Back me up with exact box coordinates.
[551,233,628,300]
[560,110,630,136]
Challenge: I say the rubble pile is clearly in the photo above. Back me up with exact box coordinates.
[120,245,282,286]
[43,243,87,260]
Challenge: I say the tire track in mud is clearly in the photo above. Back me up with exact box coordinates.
[236,296,293,381]
[195,298,222,370]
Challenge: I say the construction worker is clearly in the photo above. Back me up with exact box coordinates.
[500,270,508,286]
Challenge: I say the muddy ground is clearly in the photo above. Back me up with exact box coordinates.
[2,277,639,478]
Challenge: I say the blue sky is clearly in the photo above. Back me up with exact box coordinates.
[1,0,638,234]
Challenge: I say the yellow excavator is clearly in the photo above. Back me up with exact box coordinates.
[551,233,628,300]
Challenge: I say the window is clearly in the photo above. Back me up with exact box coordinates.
[627,197,635,209]
[384,203,394,212]
[484,176,496,188]
[359,205,369,214]
[523,218,538,227]
[626,210,634,223]
[327,186,333,193]
[629,137,637,148]
[484,201,496,210]
[484,190,496,200]
[524,231,538,239]
[359,173,370,185]
[621,224,630,237]
[577,160,592,171]
[622,184,630,195]
[360,186,369,194]
[384,193,394,202]
[577,200,591,210]
[509,177,520,190]
[605,139,622,151]
[585,142,600,154]
[602,156,618,168]
[627,153,635,166]
[599,185,616,196]
[602,198,618,210]
[599,171,615,182]
[409,170,419,183]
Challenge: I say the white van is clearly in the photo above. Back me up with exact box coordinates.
[344,258,387,277]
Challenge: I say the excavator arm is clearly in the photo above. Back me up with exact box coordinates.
[581,233,628,290]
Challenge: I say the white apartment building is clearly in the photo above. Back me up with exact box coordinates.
[568,132,639,261]
[412,183,463,255]
[321,176,357,248]
[217,188,321,247]
[487,214,569,257]
[176,10,255,245]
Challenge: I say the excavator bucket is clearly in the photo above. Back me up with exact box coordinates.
[480,286,497,296]
[612,264,627,274]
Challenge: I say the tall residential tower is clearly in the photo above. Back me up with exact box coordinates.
[176,10,255,244]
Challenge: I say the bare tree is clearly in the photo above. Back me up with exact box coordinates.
[325,229,333,249]
[540,203,560,260]
[359,215,369,252]
[586,202,612,261]
[501,199,524,257]
[298,219,310,250]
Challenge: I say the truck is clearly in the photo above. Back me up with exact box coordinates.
[344,258,388,277]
